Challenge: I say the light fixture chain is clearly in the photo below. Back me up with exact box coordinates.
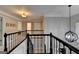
[69,5,72,41]
[69,5,72,31]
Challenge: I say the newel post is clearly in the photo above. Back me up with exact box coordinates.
[27,33,29,54]
[4,33,7,52]
[50,32,53,54]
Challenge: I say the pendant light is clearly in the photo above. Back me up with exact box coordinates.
[65,5,78,42]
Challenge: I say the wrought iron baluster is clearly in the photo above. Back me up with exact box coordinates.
[11,35,13,50]
[8,36,10,51]
[59,41,60,54]
[70,49,72,54]
[13,34,15,48]
[56,40,57,54]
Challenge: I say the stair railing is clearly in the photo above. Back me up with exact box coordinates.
[4,31,79,54]
[51,33,79,54]
[27,33,79,54]
[4,30,43,54]
[4,30,27,54]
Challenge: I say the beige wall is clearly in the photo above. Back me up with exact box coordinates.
[22,16,44,31]
[0,12,22,50]
[5,17,22,33]
[5,17,18,33]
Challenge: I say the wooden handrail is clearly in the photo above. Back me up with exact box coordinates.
[51,34,79,54]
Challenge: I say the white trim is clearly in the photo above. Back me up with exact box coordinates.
[0,10,22,22]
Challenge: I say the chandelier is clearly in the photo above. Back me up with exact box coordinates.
[65,5,78,42]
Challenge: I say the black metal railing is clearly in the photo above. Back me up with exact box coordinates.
[51,34,79,54]
[4,30,43,54]
[26,33,50,54]
[4,30,27,54]
[4,30,79,54]
[27,33,79,54]
[44,44,46,54]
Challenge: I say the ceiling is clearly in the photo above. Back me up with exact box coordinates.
[0,5,79,20]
